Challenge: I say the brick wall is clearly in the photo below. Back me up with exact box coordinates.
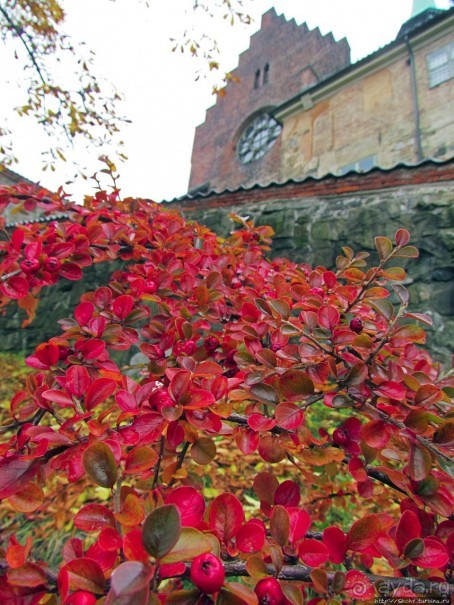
[280,27,454,182]
[188,8,350,193]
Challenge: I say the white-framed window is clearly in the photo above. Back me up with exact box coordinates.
[427,43,454,88]
[237,114,282,164]
[338,155,376,176]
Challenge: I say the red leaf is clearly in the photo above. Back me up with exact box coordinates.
[76,338,106,360]
[253,472,279,505]
[1,276,29,299]
[74,504,116,532]
[348,457,368,482]
[209,493,244,542]
[396,510,421,554]
[50,242,75,258]
[164,486,206,528]
[347,514,382,552]
[274,480,300,507]
[183,388,215,410]
[275,402,304,430]
[0,457,38,499]
[169,370,191,404]
[395,228,410,247]
[343,570,374,600]
[288,508,311,543]
[116,389,138,412]
[60,262,83,280]
[41,389,74,408]
[324,527,348,565]
[66,366,91,399]
[407,443,432,482]
[317,305,340,331]
[74,302,94,326]
[361,420,391,448]
[413,538,449,569]
[299,539,329,566]
[99,528,122,551]
[247,413,276,432]
[60,557,105,594]
[323,271,337,289]
[374,381,406,401]
[7,562,47,588]
[236,520,266,553]
[107,560,152,604]
[113,294,134,319]
[85,378,117,410]
[235,427,259,455]
[123,529,149,563]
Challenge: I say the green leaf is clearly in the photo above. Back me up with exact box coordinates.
[166,590,201,605]
[279,369,314,398]
[370,299,394,321]
[160,527,211,563]
[268,299,290,319]
[344,362,368,386]
[250,383,279,406]
[407,444,432,482]
[403,538,424,559]
[395,245,419,258]
[82,442,117,488]
[347,514,381,551]
[142,505,181,560]
[437,456,454,479]
[375,236,393,260]
[281,582,304,605]
[433,422,454,446]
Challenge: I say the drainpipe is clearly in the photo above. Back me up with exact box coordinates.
[405,35,424,162]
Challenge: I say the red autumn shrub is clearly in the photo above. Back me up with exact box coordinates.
[0,184,453,604]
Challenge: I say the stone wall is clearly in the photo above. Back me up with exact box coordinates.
[173,164,454,364]
[0,261,124,357]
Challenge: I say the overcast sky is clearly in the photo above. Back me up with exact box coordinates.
[1,0,451,201]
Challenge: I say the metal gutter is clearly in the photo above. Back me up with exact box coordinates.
[405,36,424,162]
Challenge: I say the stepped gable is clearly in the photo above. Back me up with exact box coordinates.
[188,8,351,194]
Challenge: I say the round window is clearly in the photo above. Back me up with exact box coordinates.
[237,113,281,164]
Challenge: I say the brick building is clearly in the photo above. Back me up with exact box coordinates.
[188,3,454,194]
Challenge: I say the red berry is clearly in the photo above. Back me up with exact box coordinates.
[65,591,97,605]
[143,279,157,294]
[204,336,220,353]
[44,256,61,272]
[181,340,197,356]
[190,553,225,594]
[349,318,363,333]
[58,346,72,360]
[20,258,40,274]
[255,578,286,605]
[333,427,349,446]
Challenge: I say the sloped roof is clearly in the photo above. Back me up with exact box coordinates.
[170,157,454,203]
